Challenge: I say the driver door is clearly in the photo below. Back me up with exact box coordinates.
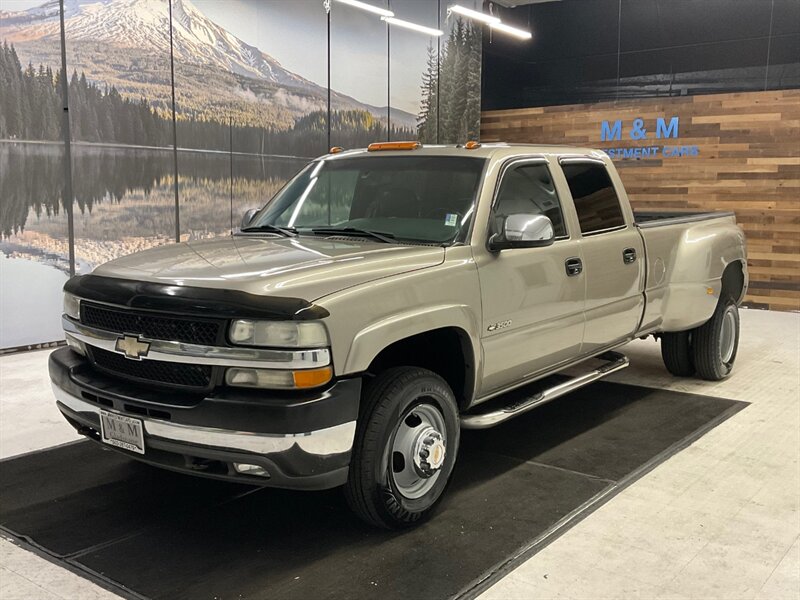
[475,159,586,396]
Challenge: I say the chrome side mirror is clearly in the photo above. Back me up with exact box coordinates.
[489,214,555,251]
[240,208,259,230]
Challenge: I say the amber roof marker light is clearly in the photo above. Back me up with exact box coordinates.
[465,141,482,150]
[367,141,422,151]
[329,146,345,154]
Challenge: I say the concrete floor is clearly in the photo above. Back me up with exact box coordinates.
[0,308,798,599]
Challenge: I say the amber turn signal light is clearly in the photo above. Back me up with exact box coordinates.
[293,366,333,388]
[367,141,421,151]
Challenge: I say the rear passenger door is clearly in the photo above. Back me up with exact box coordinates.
[559,159,645,353]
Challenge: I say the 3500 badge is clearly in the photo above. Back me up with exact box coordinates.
[487,320,512,332]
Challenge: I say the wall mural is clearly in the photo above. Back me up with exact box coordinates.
[0,0,482,349]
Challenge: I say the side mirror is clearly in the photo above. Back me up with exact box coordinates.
[489,214,555,252]
[240,208,259,230]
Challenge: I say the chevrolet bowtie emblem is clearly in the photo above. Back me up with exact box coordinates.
[115,335,151,360]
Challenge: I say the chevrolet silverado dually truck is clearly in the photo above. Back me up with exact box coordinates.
[51,142,747,528]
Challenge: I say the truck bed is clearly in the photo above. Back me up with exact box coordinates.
[634,210,736,229]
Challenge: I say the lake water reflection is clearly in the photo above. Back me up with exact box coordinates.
[0,141,307,347]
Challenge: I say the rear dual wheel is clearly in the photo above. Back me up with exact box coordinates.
[661,330,695,377]
[345,367,460,529]
[693,299,740,381]
[660,298,740,381]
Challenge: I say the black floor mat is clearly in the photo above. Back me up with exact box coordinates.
[0,381,745,600]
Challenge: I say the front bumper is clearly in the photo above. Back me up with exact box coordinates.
[49,347,361,490]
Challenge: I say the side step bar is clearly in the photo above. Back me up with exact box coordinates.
[460,351,630,430]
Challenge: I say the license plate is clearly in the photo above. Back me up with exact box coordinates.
[99,410,145,455]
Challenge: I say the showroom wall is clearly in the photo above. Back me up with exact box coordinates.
[0,0,482,349]
[481,0,800,312]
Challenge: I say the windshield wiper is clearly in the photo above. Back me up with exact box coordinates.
[240,224,297,238]
[310,227,396,244]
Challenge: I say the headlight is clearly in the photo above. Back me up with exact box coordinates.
[225,366,332,389]
[228,320,328,348]
[63,292,81,320]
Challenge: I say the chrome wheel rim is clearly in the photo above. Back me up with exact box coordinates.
[389,403,447,500]
[719,308,736,363]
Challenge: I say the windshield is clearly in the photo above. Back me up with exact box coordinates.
[246,155,486,244]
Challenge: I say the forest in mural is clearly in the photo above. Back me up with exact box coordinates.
[0,41,412,155]
[417,20,482,144]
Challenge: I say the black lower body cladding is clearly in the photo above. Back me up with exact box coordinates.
[49,347,361,489]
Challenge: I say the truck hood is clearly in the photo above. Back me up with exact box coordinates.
[91,235,445,301]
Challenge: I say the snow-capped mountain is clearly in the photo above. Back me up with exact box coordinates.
[3,0,314,87]
[0,0,416,128]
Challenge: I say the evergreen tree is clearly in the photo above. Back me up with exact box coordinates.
[417,42,439,144]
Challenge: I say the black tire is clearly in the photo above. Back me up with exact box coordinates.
[345,367,460,529]
[661,330,695,377]
[692,299,740,381]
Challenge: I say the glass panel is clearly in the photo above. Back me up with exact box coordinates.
[562,163,625,234]
[437,0,482,144]
[1,4,69,347]
[330,0,389,148]
[183,1,328,235]
[388,0,439,142]
[63,0,176,271]
[493,165,567,237]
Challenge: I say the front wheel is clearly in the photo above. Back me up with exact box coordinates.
[692,299,740,381]
[345,367,460,529]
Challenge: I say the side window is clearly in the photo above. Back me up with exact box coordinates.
[492,163,567,238]
[561,162,625,234]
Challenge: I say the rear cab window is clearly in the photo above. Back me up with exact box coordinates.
[560,161,626,235]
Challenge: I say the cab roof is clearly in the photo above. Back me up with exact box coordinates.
[321,142,608,162]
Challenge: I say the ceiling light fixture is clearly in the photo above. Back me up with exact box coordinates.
[332,0,394,18]
[381,16,444,37]
[489,21,532,40]
[447,5,500,25]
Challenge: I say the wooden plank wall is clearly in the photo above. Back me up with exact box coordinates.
[481,89,800,311]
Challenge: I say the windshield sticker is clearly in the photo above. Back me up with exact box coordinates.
[445,213,458,227]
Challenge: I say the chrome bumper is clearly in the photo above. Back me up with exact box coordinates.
[53,384,356,457]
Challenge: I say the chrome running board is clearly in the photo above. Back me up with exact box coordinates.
[460,351,630,430]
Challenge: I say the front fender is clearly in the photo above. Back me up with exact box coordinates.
[343,304,481,378]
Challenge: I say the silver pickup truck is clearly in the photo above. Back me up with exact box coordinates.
[51,142,747,528]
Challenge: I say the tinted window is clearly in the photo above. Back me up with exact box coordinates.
[492,163,567,238]
[561,163,625,234]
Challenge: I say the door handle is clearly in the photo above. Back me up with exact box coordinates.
[565,257,583,277]
[622,248,637,264]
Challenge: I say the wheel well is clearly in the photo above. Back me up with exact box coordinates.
[721,261,745,304]
[366,328,475,410]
